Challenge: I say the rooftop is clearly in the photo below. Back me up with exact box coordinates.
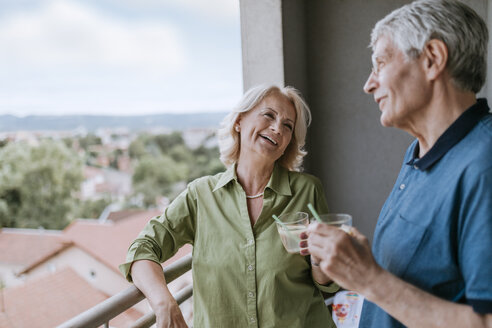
[0,267,142,328]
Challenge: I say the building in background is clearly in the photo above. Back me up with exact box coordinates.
[0,210,193,327]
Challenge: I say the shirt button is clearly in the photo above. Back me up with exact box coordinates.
[248,291,255,297]
[250,317,256,323]
[248,264,254,271]
[414,165,419,170]
[399,183,406,190]
[247,239,254,245]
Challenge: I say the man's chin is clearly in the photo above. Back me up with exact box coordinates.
[380,115,392,127]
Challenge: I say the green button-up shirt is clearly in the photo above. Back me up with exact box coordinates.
[120,164,337,327]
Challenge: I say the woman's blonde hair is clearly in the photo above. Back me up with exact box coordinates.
[218,84,312,171]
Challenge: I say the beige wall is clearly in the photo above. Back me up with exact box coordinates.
[18,246,192,315]
[25,246,127,296]
[240,0,490,240]
[0,263,24,287]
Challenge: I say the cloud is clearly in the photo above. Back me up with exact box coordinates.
[119,0,240,22]
[0,0,187,73]
[170,0,239,22]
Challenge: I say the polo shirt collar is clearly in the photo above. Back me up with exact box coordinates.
[213,162,292,197]
[407,98,490,171]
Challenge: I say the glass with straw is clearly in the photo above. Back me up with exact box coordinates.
[272,212,309,253]
[307,203,353,232]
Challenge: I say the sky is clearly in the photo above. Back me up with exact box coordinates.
[0,0,243,116]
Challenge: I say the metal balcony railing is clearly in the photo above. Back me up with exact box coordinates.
[57,253,193,328]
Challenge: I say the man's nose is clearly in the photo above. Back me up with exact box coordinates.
[363,71,378,94]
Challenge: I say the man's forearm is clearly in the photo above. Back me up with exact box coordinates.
[364,269,492,328]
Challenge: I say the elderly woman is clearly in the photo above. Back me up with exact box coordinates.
[119,84,338,328]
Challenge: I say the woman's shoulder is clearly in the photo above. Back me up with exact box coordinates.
[286,169,323,188]
[187,170,230,190]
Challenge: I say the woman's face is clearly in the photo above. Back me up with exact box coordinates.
[236,93,296,164]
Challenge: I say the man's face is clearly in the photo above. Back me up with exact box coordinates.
[363,35,430,130]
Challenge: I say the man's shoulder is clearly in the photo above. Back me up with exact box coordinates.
[463,113,492,161]
[477,112,492,137]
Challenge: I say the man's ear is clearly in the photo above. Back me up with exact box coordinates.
[422,39,448,81]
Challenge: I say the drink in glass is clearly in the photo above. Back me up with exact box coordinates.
[275,212,309,253]
[314,213,352,233]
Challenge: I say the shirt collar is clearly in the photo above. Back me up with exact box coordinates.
[213,162,292,197]
[213,163,237,192]
[407,98,490,171]
[267,163,292,196]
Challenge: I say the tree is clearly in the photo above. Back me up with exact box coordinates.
[132,154,188,207]
[74,197,111,219]
[188,145,224,181]
[129,134,148,159]
[154,132,185,153]
[0,140,84,229]
[78,133,102,150]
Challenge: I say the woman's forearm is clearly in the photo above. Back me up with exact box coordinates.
[130,260,176,310]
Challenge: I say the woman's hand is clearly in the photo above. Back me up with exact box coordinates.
[131,260,189,328]
[154,299,189,328]
[300,232,333,285]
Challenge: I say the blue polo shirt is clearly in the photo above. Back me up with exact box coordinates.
[360,99,492,328]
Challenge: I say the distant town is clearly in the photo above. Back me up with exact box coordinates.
[0,114,226,326]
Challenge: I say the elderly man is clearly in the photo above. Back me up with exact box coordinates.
[301,0,492,327]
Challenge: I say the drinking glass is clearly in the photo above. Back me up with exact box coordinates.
[275,212,309,253]
[314,213,352,233]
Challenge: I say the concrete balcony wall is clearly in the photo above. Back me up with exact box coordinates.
[239,0,490,241]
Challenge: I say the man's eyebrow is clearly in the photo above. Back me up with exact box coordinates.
[372,54,389,62]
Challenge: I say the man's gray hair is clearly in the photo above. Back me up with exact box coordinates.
[371,0,488,93]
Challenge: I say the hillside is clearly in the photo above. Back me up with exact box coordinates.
[0,113,228,132]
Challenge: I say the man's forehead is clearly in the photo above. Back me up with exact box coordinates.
[371,36,395,60]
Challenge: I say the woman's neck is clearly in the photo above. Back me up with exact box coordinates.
[236,159,274,196]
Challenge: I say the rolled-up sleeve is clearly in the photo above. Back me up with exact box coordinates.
[119,183,197,282]
[313,278,340,294]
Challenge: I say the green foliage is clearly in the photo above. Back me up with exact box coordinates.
[128,135,148,159]
[188,145,224,181]
[129,132,185,160]
[0,140,84,229]
[74,198,112,219]
[128,131,225,206]
[78,134,102,150]
[132,154,188,207]
[154,132,185,153]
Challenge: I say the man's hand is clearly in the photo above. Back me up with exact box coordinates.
[300,222,382,294]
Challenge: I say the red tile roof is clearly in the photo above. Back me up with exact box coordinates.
[2,210,192,277]
[0,229,71,267]
[106,209,150,222]
[0,267,142,328]
[62,210,192,274]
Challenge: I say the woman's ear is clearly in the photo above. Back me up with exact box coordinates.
[422,39,448,81]
[234,116,242,132]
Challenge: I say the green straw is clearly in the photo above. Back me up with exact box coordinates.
[307,203,323,223]
[272,214,296,239]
